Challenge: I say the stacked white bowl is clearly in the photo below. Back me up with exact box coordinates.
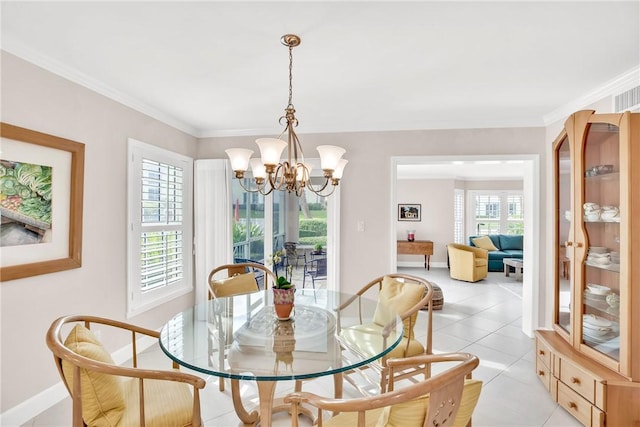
[610,251,620,264]
[587,246,610,265]
[601,205,620,221]
[583,202,600,221]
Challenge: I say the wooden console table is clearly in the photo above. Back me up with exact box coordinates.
[397,240,433,270]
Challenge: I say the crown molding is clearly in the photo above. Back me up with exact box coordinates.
[2,42,200,137]
[543,65,640,126]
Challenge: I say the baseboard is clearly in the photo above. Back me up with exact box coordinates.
[0,335,157,426]
[397,261,447,269]
[0,382,69,427]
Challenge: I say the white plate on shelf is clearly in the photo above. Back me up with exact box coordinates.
[583,289,608,300]
[586,283,611,295]
[584,331,618,345]
[583,314,612,327]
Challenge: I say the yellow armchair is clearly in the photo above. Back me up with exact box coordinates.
[447,243,489,282]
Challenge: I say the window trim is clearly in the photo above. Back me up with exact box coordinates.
[127,138,193,318]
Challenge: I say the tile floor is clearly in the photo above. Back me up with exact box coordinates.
[24,267,581,426]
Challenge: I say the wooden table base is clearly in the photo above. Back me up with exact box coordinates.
[231,374,343,427]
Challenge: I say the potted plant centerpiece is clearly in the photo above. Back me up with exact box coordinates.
[273,269,295,320]
[268,251,295,319]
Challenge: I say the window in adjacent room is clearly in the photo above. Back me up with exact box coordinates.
[453,189,465,243]
[470,191,523,236]
[127,138,193,317]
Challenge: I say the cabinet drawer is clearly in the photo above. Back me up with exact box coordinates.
[558,382,593,426]
[536,338,552,369]
[559,358,596,403]
[536,356,551,392]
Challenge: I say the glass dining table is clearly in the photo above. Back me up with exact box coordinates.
[159,289,403,427]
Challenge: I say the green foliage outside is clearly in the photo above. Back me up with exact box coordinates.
[233,221,263,241]
[298,217,326,247]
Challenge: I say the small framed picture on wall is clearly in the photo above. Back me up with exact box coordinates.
[398,204,421,221]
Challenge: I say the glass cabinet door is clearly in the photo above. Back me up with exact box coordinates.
[580,122,621,361]
[555,134,572,335]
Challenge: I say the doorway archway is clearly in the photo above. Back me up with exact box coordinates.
[390,155,540,336]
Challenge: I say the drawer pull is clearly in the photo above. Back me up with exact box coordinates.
[568,402,577,410]
[570,377,581,385]
[538,370,545,376]
[538,350,545,356]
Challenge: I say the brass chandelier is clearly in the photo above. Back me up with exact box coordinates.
[225,34,347,197]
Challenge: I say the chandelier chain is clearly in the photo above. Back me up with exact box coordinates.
[288,44,294,109]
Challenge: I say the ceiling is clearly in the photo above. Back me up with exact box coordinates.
[2,1,639,139]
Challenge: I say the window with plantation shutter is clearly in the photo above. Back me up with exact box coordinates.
[469,190,523,237]
[128,139,193,317]
[454,189,464,243]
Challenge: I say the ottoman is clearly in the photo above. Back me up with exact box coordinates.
[422,282,444,310]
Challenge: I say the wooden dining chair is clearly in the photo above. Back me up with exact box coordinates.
[285,352,482,427]
[46,315,206,427]
[336,274,434,395]
[208,261,276,391]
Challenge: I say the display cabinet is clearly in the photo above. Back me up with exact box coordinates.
[535,110,640,426]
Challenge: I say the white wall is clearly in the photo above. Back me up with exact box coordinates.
[396,179,454,266]
[0,52,199,413]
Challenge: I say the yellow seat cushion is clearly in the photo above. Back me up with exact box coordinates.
[340,324,424,360]
[471,236,498,251]
[211,272,258,297]
[62,325,125,427]
[120,377,195,427]
[373,276,425,339]
[375,379,483,427]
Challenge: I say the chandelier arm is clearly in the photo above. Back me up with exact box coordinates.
[237,178,257,193]
[270,163,289,192]
[307,181,337,197]
[305,176,331,193]
[238,177,273,195]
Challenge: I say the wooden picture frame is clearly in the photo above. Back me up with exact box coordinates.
[1,123,85,281]
[398,203,421,221]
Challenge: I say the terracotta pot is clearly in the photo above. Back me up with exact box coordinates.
[273,287,295,319]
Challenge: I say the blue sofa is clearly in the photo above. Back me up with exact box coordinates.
[468,235,523,272]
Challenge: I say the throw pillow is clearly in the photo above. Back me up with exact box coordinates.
[211,272,258,297]
[62,324,125,427]
[372,276,425,339]
[471,236,499,251]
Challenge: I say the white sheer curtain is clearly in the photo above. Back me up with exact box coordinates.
[194,159,233,306]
